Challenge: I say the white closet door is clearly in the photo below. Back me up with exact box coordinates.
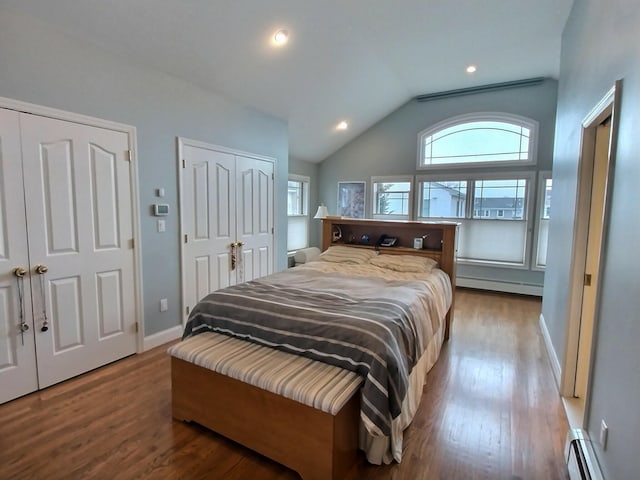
[20,114,137,388]
[182,145,236,315]
[236,156,274,282]
[0,109,38,404]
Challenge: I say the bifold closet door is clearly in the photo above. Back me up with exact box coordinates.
[181,141,274,321]
[0,109,38,404]
[20,113,138,389]
[1,110,138,402]
[235,155,273,282]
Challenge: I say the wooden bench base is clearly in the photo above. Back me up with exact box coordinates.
[171,357,360,480]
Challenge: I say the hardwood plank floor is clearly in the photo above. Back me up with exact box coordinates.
[0,288,568,480]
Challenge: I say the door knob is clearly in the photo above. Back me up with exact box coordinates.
[34,264,48,275]
[13,267,27,277]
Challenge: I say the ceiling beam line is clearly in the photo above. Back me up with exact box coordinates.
[415,77,547,102]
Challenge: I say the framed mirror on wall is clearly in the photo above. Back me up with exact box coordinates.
[337,181,365,218]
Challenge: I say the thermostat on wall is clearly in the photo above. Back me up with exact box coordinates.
[153,204,170,216]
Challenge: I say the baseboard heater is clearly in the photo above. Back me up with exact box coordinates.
[566,428,605,480]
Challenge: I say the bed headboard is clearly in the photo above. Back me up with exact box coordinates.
[320,217,458,340]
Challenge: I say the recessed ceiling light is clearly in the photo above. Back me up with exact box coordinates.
[336,121,348,130]
[466,65,477,74]
[273,29,289,46]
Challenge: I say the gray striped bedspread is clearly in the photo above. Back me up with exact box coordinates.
[182,266,451,437]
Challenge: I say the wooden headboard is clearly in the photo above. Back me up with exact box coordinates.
[321,217,458,340]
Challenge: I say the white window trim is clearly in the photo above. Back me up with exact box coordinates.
[532,170,552,271]
[371,175,414,220]
[416,112,539,170]
[416,170,536,269]
[287,174,310,252]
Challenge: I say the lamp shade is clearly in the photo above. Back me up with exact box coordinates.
[313,204,329,219]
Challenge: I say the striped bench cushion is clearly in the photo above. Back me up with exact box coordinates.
[168,332,363,415]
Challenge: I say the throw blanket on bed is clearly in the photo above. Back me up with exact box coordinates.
[183,268,441,437]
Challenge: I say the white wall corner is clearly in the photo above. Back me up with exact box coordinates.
[539,313,562,387]
[143,325,183,351]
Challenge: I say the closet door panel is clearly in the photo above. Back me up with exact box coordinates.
[0,109,37,404]
[236,156,273,282]
[182,145,236,317]
[20,114,137,388]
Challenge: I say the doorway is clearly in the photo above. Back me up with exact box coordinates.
[561,81,621,427]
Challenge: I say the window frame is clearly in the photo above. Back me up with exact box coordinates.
[371,175,414,221]
[532,170,552,271]
[287,174,310,252]
[416,112,539,170]
[416,171,536,269]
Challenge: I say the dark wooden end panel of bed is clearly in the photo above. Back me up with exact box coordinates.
[171,357,360,480]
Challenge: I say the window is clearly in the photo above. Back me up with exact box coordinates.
[372,176,413,220]
[534,172,552,269]
[417,113,538,169]
[472,179,527,220]
[287,175,309,251]
[417,173,534,267]
[419,180,467,218]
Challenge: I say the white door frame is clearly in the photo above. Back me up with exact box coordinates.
[0,96,144,353]
[560,81,622,416]
[177,137,276,326]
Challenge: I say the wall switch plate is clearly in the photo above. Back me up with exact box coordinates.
[157,219,166,232]
[600,419,608,449]
[160,298,168,312]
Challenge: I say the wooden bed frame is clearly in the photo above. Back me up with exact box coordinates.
[171,219,458,480]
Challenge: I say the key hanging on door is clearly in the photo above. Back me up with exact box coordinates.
[230,243,237,271]
[35,264,49,332]
[13,267,28,346]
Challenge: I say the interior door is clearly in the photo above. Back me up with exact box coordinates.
[182,144,236,315]
[0,109,38,404]
[574,119,611,399]
[236,156,274,282]
[20,114,137,388]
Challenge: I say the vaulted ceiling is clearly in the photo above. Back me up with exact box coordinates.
[1,0,574,162]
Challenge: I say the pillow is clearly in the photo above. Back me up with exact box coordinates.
[294,247,321,264]
[317,245,377,264]
[369,254,438,273]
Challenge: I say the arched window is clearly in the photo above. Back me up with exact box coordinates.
[417,113,538,169]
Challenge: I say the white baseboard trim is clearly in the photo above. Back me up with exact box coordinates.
[143,325,183,351]
[456,277,543,296]
[539,313,562,387]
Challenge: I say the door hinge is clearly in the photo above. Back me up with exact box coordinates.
[584,273,592,286]
[135,322,139,333]
[182,159,186,168]
[126,150,133,162]
[271,227,274,234]
[186,306,190,315]
[271,172,274,180]
[184,234,188,244]
[129,238,135,249]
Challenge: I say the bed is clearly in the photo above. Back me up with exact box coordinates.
[170,218,458,479]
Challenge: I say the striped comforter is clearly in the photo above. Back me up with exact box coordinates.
[182,264,451,438]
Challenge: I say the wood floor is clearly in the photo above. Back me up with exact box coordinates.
[0,289,569,480]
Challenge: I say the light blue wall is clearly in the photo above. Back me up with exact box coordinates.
[288,158,321,248]
[0,9,289,337]
[543,1,640,478]
[319,79,558,288]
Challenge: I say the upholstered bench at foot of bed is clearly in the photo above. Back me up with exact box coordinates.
[168,332,363,480]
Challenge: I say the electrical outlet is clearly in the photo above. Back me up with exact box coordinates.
[157,219,166,233]
[160,298,168,312]
[600,419,608,449]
